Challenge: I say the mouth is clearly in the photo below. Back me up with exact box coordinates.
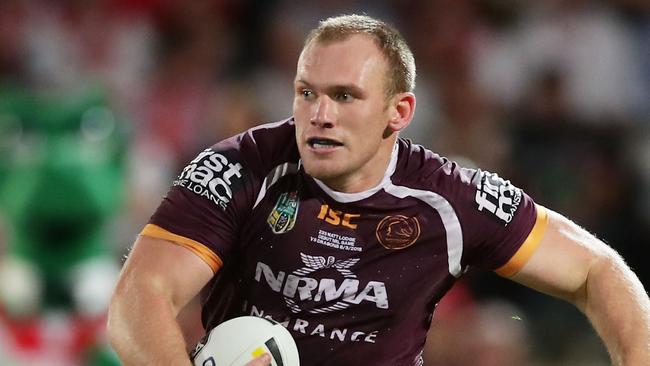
[307,137,344,150]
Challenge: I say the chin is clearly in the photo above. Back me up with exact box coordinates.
[302,160,346,182]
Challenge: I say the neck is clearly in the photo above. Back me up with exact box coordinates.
[320,137,397,193]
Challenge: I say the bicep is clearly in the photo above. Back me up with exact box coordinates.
[114,235,216,314]
[509,208,612,305]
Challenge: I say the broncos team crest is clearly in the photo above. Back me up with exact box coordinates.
[267,191,300,234]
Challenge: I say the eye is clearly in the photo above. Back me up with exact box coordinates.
[300,89,314,99]
[334,92,352,102]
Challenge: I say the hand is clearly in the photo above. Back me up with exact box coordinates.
[245,353,272,366]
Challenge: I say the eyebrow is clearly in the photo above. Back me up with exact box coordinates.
[295,79,367,98]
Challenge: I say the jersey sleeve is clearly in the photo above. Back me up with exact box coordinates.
[450,167,548,276]
[140,132,263,273]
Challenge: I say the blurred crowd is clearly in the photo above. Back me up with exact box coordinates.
[0,0,648,365]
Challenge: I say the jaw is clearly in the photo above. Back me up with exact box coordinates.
[299,145,346,178]
[299,136,396,193]
[298,142,353,187]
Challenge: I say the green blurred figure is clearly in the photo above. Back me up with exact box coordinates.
[0,86,126,365]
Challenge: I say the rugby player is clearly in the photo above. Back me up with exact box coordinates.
[107,14,650,365]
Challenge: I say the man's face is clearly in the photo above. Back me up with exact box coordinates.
[293,34,395,192]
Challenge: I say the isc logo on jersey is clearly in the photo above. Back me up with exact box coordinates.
[174,148,244,210]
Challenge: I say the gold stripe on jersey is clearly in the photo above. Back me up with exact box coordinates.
[140,224,223,273]
[495,205,548,277]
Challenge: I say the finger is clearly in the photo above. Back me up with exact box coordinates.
[245,353,272,366]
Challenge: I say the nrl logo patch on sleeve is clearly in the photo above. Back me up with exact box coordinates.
[474,170,522,225]
[173,148,245,210]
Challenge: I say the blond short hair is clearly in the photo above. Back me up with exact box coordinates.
[303,14,416,96]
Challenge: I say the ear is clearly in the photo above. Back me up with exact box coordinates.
[387,92,416,133]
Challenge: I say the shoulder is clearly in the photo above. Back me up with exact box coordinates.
[392,138,478,194]
[390,139,538,272]
[239,118,297,157]
[172,118,298,211]
[391,138,525,224]
[205,118,300,177]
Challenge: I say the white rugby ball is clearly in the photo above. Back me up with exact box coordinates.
[191,316,300,366]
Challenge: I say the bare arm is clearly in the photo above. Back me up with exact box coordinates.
[107,235,214,365]
[511,208,650,365]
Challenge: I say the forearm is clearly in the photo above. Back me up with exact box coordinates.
[107,281,193,365]
[578,250,650,365]
[107,236,214,365]
[511,210,650,365]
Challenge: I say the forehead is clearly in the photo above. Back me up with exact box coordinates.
[296,34,387,88]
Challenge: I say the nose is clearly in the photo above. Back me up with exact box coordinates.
[310,96,335,128]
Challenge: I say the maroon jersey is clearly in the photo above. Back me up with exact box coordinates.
[142,118,548,366]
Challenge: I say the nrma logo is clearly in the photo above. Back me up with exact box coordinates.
[174,148,243,210]
[254,253,388,314]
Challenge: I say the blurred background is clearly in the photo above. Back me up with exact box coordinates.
[0,0,648,365]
